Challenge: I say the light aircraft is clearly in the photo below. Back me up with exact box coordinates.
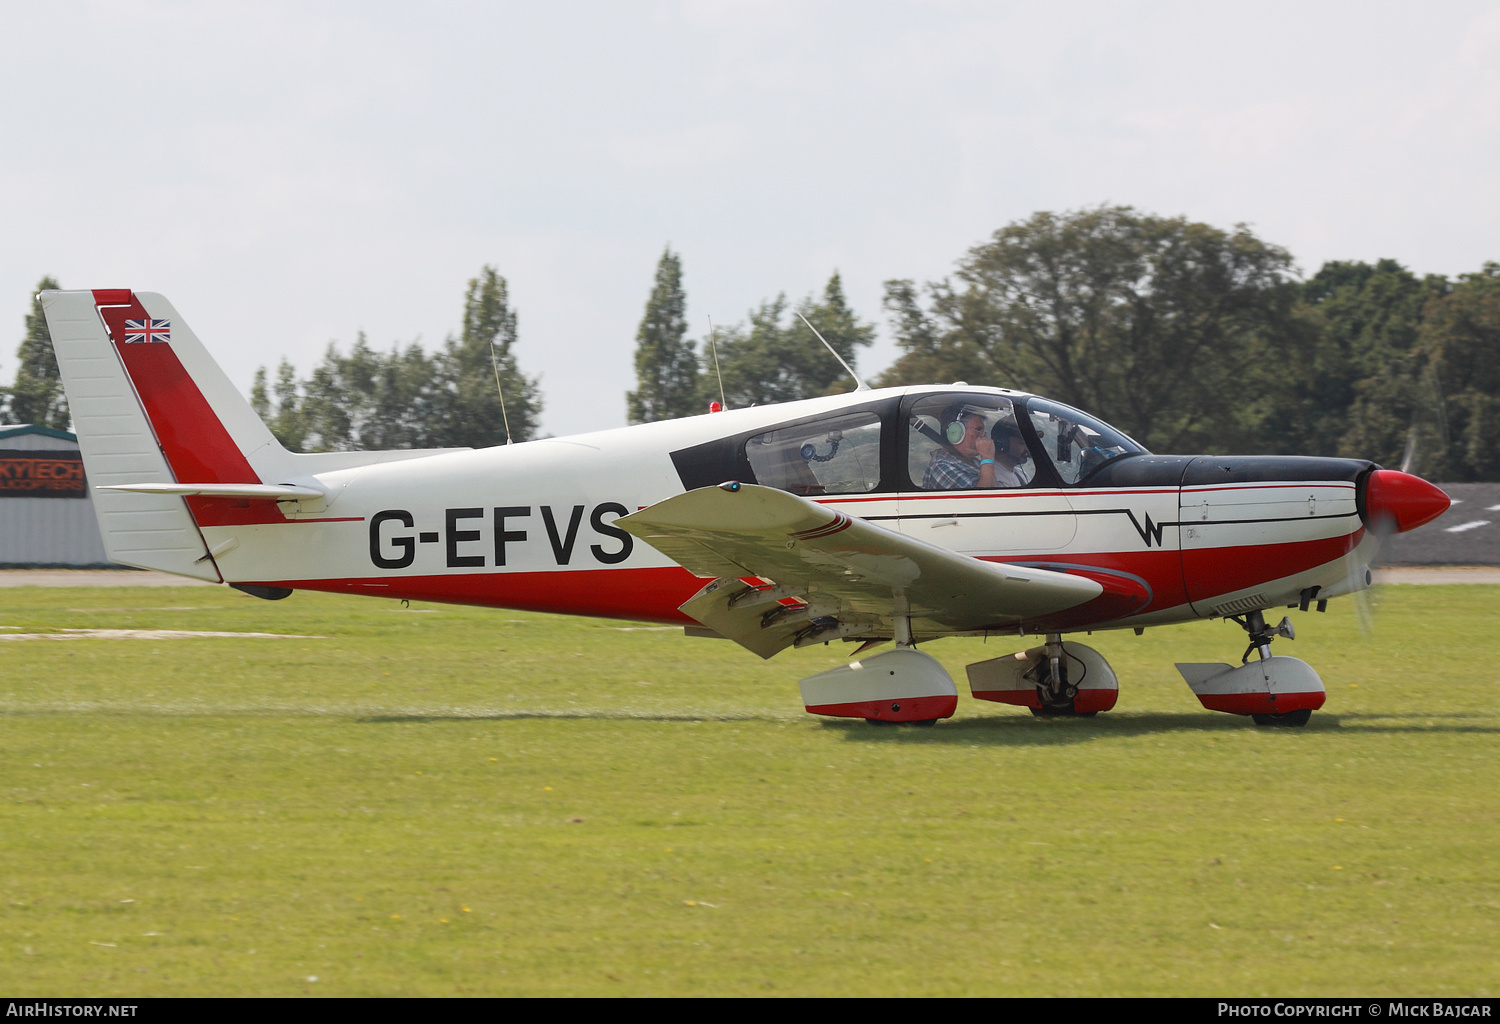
[41,289,1450,727]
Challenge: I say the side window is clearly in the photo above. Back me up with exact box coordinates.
[906,394,1035,490]
[1027,398,1144,484]
[745,410,883,496]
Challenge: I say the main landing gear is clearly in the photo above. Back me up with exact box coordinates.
[1175,610,1327,727]
[1029,635,1095,717]
[965,634,1120,716]
[796,608,959,726]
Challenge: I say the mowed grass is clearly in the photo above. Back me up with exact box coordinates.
[1,583,1497,997]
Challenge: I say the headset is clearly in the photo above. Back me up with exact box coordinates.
[940,403,987,444]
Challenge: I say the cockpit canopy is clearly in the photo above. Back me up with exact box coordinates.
[671,389,1146,495]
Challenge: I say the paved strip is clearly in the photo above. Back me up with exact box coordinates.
[1373,567,1500,584]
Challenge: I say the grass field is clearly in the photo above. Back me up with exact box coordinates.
[1,583,1497,997]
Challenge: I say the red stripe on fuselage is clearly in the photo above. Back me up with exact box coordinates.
[246,566,710,623]
[1183,529,1363,607]
[245,528,1362,630]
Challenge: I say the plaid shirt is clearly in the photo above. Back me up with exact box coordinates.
[923,448,981,490]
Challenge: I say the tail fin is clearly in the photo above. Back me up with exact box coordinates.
[41,289,291,580]
[87,289,284,482]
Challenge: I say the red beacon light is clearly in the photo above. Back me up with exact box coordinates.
[708,400,723,413]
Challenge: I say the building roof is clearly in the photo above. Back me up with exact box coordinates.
[0,424,77,443]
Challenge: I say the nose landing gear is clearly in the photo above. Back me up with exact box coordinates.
[1233,609,1296,665]
[1175,610,1326,726]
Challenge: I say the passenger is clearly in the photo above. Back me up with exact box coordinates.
[923,407,996,490]
[989,420,1034,488]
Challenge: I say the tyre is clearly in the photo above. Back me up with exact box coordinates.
[1251,708,1312,727]
[1029,705,1097,718]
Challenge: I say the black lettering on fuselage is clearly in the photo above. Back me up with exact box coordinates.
[541,504,586,564]
[494,506,530,566]
[446,507,485,567]
[370,510,415,569]
[367,503,634,571]
[590,502,633,565]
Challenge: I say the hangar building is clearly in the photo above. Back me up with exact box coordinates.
[0,424,110,567]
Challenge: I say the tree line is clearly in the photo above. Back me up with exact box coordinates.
[6,206,1498,479]
[248,267,541,451]
[632,208,1500,481]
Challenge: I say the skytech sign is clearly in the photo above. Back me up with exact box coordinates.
[0,449,87,498]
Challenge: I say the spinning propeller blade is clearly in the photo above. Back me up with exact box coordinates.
[1354,468,1453,637]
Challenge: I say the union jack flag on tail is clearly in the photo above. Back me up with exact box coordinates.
[123,318,170,343]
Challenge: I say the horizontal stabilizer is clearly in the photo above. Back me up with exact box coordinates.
[99,482,325,500]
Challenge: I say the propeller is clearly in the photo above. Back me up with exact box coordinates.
[1351,465,1454,636]
[1351,370,1449,636]
[1349,523,1387,639]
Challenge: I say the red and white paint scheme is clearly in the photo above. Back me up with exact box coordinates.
[41,289,1452,728]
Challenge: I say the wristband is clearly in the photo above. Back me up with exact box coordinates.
[979,459,995,466]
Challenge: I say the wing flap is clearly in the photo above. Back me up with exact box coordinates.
[628,533,758,580]
[619,483,1102,657]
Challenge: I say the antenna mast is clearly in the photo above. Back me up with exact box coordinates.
[707,316,728,410]
[489,340,514,444]
[796,311,869,391]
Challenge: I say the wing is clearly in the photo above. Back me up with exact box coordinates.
[617,483,1102,658]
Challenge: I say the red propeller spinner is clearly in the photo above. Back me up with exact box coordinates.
[1362,469,1451,534]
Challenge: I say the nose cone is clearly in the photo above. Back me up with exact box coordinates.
[1363,469,1451,534]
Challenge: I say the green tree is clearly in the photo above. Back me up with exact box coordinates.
[1286,260,1447,466]
[257,337,446,453]
[251,358,309,451]
[249,266,542,452]
[627,247,699,423]
[713,272,874,409]
[874,279,991,389]
[8,276,69,429]
[873,207,1302,453]
[433,266,542,447]
[1421,263,1500,480]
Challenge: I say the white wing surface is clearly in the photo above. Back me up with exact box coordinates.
[618,483,1102,658]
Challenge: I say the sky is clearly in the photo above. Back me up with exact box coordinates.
[2,0,1498,436]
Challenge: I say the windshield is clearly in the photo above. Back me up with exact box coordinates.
[1026,398,1145,484]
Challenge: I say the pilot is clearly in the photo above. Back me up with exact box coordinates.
[923,405,997,490]
[989,420,1034,488]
